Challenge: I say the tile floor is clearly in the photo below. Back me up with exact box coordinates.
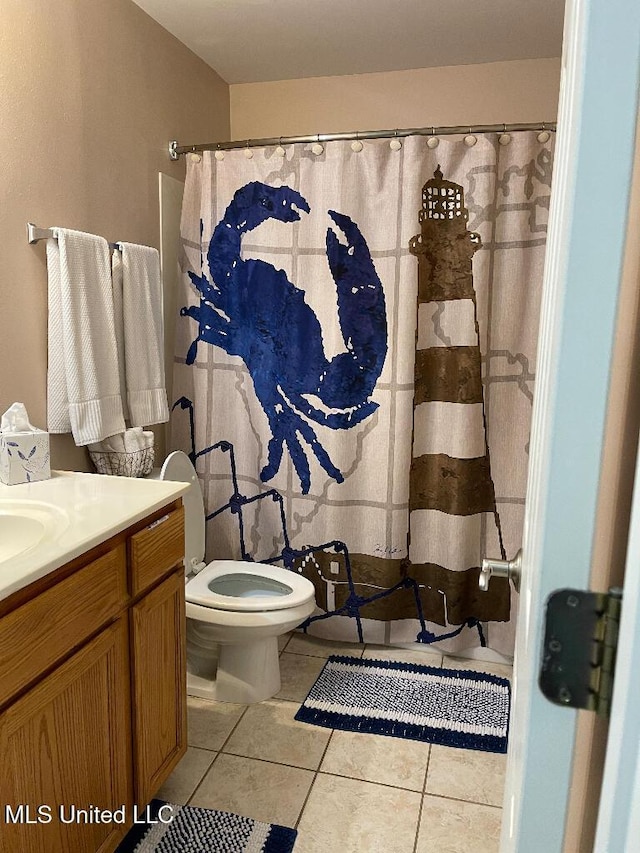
[158,633,512,853]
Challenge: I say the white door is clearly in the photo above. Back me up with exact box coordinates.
[502,0,640,850]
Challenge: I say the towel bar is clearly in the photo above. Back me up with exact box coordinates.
[27,222,121,251]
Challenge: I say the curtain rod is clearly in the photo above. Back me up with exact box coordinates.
[169,121,556,159]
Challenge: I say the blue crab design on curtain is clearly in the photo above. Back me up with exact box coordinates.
[181,181,388,494]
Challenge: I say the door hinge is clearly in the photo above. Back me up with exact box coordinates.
[539,587,622,716]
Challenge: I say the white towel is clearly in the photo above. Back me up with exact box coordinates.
[47,229,125,445]
[113,242,169,427]
[111,249,129,421]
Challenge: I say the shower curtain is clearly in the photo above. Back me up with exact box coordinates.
[172,133,553,657]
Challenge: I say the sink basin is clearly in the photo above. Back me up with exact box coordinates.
[0,501,69,565]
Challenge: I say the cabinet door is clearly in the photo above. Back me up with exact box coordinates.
[0,619,131,853]
[131,568,186,806]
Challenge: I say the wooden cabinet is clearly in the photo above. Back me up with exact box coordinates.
[129,506,185,597]
[0,500,186,853]
[0,622,131,853]
[0,546,128,709]
[131,568,186,806]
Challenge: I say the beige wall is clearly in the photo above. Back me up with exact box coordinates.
[230,59,561,140]
[0,0,229,471]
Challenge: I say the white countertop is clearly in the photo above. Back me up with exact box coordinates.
[0,471,189,603]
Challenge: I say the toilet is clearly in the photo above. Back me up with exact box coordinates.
[160,451,316,704]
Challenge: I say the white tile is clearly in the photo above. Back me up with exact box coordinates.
[276,652,327,703]
[321,729,430,791]
[224,699,331,770]
[426,745,507,807]
[187,696,246,751]
[295,774,421,853]
[189,754,313,827]
[286,632,364,659]
[156,747,216,805]
[416,795,502,853]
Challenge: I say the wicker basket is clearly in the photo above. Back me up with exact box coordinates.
[88,446,155,478]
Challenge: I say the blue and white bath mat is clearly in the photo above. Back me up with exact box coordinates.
[295,655,511,753]
[116,799,297,852]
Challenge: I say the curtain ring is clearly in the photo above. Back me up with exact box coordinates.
[244,139,254,159]
[214,142,224,161]
[390,129,402,151]
[537,123,551,144]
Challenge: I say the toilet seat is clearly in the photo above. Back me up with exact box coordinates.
[160,452,314,614]
[186,560,315,612]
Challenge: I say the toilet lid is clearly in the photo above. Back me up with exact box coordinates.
[185,560,315,612]
[160,451,205,568]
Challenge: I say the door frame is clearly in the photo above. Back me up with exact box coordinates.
[594,431,640,850]
[501,0,640,850]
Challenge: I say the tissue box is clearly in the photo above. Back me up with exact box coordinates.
[0,429,51,485]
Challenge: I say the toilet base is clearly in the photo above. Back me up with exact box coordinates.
[187,636,281,704]
[186,671,219,701]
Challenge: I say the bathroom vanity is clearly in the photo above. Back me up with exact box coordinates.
[0,472,189,852]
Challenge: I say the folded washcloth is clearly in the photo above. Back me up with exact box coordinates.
[107,433,126,452]
[89,427,152,454]
[123,427,145,452]
[112,242,169,427]
[47,229,125,445]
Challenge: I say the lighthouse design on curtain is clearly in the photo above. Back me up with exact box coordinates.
[407,166,510,629]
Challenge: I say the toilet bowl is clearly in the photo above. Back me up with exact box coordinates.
[160,451,316,704]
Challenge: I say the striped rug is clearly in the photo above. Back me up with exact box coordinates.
[295,655,510,754]
[116,800,297,853]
